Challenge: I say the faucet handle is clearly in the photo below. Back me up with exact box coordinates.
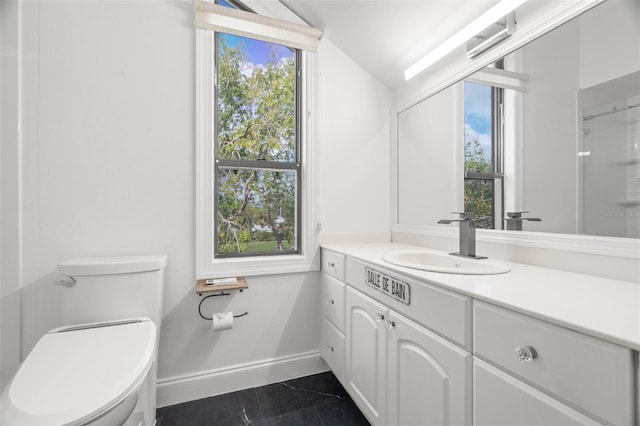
[451,211,473,220]
[506,211,540,221]
[506,211,529,219]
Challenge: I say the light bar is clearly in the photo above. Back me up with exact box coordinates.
[404,0,528,80]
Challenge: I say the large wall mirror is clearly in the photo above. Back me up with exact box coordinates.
[395,0,639,245]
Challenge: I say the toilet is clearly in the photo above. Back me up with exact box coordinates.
[0,255,167,426]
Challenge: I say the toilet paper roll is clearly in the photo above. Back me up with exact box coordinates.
[211,312,234,332]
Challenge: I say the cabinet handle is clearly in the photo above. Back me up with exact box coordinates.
[384,320,396,330]
[375,313,385,322]
[327,262,335,268]
[327,345,334,352]
[515,345,538,363]
[329,299,335,305]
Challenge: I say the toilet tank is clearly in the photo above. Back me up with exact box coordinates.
[57,255,167,330]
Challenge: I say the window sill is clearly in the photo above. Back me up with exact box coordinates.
[196,252,320,279]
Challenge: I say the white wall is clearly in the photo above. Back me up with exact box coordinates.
[579,0,640,90]
[1,0,23,390]
[1,0,391,404]
[520,19,580,234]
[318,39,391,235]
[397,83,461,226]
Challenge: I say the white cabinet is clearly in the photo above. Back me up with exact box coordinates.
[320,249,637,426]
[323,249,346,281]
[346,257,472,349]
[387,311,472,426]
[320,250,347,384]
[321,274,345,331]
[474,301,634,425]
[345,286,387,424]
[346,286,472,426]
[320,317,345,383]
[474,358,601,425]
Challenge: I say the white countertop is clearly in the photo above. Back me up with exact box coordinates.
[321,242,640,351]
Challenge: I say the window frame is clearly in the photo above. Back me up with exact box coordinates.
[196,27,319,279]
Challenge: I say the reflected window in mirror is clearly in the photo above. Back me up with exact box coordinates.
[463,64,505,230]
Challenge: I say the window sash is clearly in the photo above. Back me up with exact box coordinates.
[214,167,300,258]
[216,159,300,171]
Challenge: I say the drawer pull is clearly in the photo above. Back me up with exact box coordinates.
[327,262,335,268]
[329,299,335,305]
[327,345,334,352]
[515,345,538,363]
[375,313,385,322]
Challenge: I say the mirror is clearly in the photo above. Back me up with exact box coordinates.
[396,0,639,239]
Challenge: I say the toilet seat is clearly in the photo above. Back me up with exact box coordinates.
[1,318,156,426]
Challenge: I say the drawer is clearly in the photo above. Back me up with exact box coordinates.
[321,317,345,385]
[321,274,346,332]
[322,250,345,281]
[473,301,634,425]
[474,358,602,425]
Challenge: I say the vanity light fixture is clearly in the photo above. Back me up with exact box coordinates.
[404,0,528,80]
[466,12,516,59]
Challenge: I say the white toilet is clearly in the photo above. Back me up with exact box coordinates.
[1,255,167,426]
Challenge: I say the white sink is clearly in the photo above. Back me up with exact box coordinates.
[381,250,510,275]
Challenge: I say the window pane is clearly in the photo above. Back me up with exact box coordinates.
[464,81,497,229]
[464,82,493,172]
[464,179,494,229]
[216,33,296,163]
[217,168,297,255]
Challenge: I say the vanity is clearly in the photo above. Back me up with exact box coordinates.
[318,1,639,424]
[320,243,639,426]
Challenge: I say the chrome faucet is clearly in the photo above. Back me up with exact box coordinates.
[438,212,487,259]
[504,211,541,231]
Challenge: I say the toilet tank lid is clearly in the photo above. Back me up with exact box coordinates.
[58,255,167,276]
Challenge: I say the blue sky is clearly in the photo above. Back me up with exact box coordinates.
[464,81,493,163]
[221,34,294,66]
[218,0,293,66]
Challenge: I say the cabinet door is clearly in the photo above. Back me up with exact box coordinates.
[474,359,603,426]
[345,287,387,425]
[387,311,472,426]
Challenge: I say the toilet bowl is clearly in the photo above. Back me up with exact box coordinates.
[1,318,156,426]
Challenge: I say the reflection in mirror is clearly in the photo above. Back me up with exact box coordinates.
[397,0,639,238]
[397,84,462,227]
[580,72,640,238]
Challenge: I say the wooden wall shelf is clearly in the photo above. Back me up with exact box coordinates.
[196,277,248,295]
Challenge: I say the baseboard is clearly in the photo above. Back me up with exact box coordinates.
[156,351,329,408]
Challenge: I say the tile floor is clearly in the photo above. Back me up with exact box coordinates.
[156,372,370,426]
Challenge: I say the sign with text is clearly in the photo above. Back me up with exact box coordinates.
[364,267,411,305]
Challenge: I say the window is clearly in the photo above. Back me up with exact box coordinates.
[215,34,300,257]
[463,79,504,229]
[195,0,320,278]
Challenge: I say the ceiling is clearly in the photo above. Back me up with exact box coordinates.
[280,1,500,89]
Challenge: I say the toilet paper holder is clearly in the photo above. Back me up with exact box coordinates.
[198,293,248,320]
[196,278,248,321]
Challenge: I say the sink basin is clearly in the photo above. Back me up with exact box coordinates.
[381,250,510,275]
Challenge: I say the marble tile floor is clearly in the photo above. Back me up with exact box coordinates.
[156,372,371,426]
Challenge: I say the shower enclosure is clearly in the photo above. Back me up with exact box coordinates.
[580,72,640,238]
